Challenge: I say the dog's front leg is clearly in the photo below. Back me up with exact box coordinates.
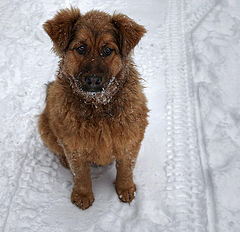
[115,145,140,203]
[66,152,94,210]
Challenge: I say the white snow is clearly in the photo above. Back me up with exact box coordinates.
[192,0,240,231]
[0,0,240,232]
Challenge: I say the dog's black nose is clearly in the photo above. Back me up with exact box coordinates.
[85,75,102,87]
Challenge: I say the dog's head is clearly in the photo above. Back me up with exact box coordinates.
[43,8,146,104]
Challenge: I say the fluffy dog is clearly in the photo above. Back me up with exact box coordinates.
[38,7,148,210]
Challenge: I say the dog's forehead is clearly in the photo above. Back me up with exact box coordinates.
[77,11,113,34]
[82,10,111,28]
[74,28,115,44]
[74,12,116,45]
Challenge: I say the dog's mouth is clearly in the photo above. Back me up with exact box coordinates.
[71,74,117,105]
[72,73,111,93]
[73,74,115,93]
[81,85,104,93]
[82,76,115,93]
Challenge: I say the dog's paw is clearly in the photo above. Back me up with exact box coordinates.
[116,184,136,203]
[71,189,94,210]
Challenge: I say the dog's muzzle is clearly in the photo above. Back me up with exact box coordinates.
[79,72,109,92]
[84,74,102,92]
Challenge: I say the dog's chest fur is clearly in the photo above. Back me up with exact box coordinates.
[47,78,147,166]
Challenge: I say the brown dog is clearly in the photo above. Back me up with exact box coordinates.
[38,8,148,210]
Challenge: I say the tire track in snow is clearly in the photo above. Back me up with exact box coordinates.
[164,0,217,231]
[187,1,218,231]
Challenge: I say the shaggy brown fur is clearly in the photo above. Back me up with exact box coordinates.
[38,7,148,210]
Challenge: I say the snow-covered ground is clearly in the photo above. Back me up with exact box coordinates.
[192,1,240,231]
[0,0,239,231]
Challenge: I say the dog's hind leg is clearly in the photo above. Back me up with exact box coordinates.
[38,110,69,168]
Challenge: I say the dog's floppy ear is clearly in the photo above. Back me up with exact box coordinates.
[43,7,81,56]
[112,14,146,57]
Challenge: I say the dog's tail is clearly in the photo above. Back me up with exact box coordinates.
[45,81,54,102]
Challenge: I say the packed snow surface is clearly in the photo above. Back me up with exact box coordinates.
[0,0,239,232]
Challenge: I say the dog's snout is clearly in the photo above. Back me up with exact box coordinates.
[85,75,102,87]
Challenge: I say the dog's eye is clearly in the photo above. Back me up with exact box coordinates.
[76,45,87,55]
[102,47,113,57]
